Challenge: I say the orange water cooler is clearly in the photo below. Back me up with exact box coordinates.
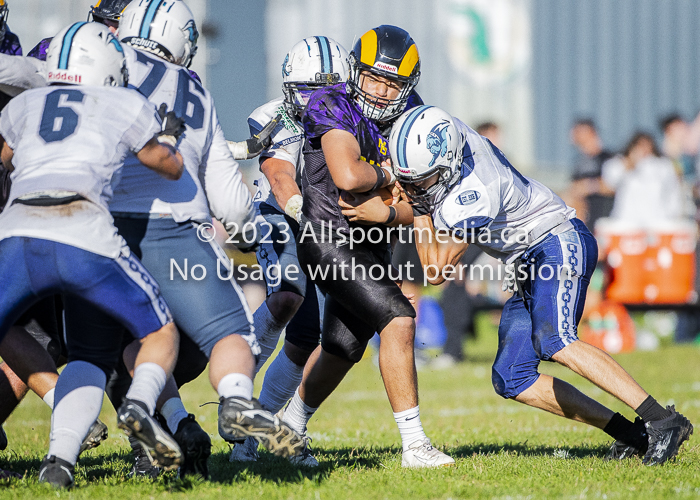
[643,221,697,304]
[595,219,647,303]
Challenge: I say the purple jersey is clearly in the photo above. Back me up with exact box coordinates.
[301,83,391,234]
[0,30,21,55]
[28,37,50,60]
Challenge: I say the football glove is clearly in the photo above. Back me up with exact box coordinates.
[156,103,186,147]
[227,114,282,160]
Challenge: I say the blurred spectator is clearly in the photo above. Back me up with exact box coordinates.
[567,119,615,229]
[475,121,502,149]
[659,114,695,181]
[602,132,684,224]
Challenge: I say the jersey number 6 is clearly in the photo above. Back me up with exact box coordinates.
[39,89,85,143]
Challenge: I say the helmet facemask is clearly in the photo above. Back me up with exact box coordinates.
[283,72,343,117]
[347,53,418,123]
[400,164,461,212]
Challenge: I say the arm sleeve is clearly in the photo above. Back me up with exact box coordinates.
[202,113,255,226]
[125,97,162,153]
[0,55,46,96]
[302,88,358,141]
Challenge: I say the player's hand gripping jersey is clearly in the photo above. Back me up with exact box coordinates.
[432,118,575,263]
[0,85,162,258]
[248,96,304,211]
[109,45,253,226]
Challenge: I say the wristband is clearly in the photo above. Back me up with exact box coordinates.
[284,194,303,223]
[156,135,177,148]
[227,140,249,160]
[381,166,396,185]
[370,163,385,192]
[384,205,397,225]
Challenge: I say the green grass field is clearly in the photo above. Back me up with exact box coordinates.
[1,320,699,499]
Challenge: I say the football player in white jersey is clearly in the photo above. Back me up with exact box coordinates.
[228,37,349,466]
[62,0,305,478]
[0,22,187,488]
[390,106,694,466]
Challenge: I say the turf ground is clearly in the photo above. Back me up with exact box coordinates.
[1,318,698,499]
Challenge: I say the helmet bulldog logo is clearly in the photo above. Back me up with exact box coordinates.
[426,121,451,167]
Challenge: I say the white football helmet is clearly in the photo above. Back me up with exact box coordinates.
[46,22,128,87]
[389,106,463,210]
[282,36,349,116]
[119,0,198,68]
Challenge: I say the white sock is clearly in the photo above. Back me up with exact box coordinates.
[258,349,304,413]
[42,388,55,409]
[160,397,189,434]
[394,406,428,451]
[253,301,287,375]
[217,373,254,400]
[281,389,317,435]
[125,362,167,415]
[48,361,106,464]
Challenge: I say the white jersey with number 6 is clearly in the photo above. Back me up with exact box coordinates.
[109,45,254,227]
[0,85,161,257]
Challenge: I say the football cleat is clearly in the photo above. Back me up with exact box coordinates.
[38,455,74,489]
[127,436,159,479]
[642,405,693,466]
[173,414,211,479]
[117,399,182,471]
[229,436,259,462]
[218,397,305,458]
[79,418,109,454]
[287,436,319,467]
[605,417,648,460]
[401,439,455,468]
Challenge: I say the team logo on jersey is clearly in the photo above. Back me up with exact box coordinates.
[426,121,451,167]
[457,190,480,206]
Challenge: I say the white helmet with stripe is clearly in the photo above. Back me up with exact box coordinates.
[282,36,349,116]
[389,105,463,210]
[45,22,128,87]
[119,0,198,68]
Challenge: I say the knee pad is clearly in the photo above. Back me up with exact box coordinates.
[491,365,510,399]
[321,328,368,364]
[491,359,540,399]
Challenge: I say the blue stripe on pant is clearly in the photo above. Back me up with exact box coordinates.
[492,219,598,399]
[0,237,171,373]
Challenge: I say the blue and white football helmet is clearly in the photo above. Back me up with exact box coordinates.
[119,0,198,68]
[46,22,128,87]
[282,36,349,117]
[389,106,463,210]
